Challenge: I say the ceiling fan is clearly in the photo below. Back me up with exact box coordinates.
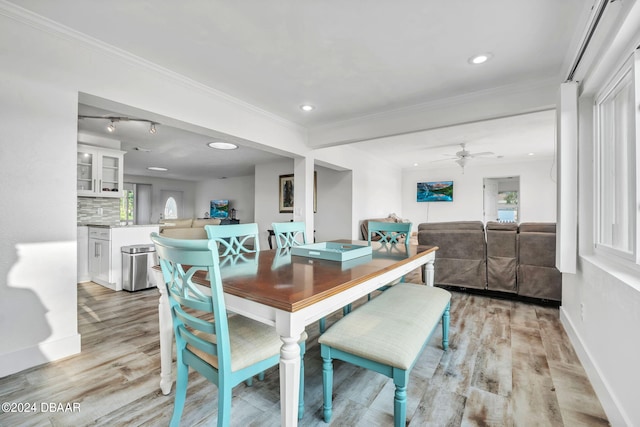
[441,143,496,171]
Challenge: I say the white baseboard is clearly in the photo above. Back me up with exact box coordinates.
[0,333,81,378]
[560,307,629,427]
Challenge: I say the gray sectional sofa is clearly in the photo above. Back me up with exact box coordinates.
[417,221,562,302]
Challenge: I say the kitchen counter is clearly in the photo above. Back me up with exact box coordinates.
[83,224,160,291]
[79,223,160,228]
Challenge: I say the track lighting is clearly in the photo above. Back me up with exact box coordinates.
[78,115,159,135]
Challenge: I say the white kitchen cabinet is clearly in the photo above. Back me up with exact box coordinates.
[89,227,112,288]
[77,144,125,198]
[77,226,90,283]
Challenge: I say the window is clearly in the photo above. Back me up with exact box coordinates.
[164,196,178,219]
[594,54,637,261]
[497,191,519,223]
[120,190,134,224]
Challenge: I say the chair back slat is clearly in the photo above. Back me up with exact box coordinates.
[272,221,308,248]
[367,221,412,245]
[205,223,260,255]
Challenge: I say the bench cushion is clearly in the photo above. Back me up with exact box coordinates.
[318,284,451,370]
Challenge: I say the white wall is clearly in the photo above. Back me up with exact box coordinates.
[124,175,197,223]
[401,158,557,230]
[314,165,352,243]
[254,160,296,248]
[0,6,308,375]
[195,175,255,223]
[313,144,404,239]
[561,259,640,426]
[558,2,640,425]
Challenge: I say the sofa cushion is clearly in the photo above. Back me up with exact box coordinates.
[518,222,556,233]
[160,227,208,240]
[192,218,222,228]
[418,221,484,232]
[159,218,193,228]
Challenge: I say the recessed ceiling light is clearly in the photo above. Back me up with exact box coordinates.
[528,152,535,156]
[468,53,493,65]
[413,163,419,167]
[147,166,168,171]
[300,104,315,112]
[208,141,238,150]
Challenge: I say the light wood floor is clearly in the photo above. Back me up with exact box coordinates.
[0,276,609,426]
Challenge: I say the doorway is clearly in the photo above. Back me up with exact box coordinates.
[483,176,520,223]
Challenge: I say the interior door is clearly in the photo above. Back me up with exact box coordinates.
[135,184,152,224]
[483,179,499,223]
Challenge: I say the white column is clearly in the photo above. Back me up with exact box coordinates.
[556,82,578,274]
[293,156,315,242]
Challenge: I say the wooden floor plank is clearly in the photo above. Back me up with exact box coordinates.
[0,281,609,426]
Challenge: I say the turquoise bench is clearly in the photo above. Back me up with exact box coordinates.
[318,283,451,427]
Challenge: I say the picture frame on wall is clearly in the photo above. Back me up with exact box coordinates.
[279,172,317,213]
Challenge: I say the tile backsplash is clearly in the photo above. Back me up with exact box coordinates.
[77,197,120,224]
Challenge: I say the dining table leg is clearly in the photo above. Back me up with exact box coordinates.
[276,312,304,427]
[151,268,174,395]
[424,258,435,286]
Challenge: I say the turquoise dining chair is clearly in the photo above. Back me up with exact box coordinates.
[272,221,307,248]
[205,223,260,255]
[367,221,413,298]
[367,221,412,246]
[150,233,306,427]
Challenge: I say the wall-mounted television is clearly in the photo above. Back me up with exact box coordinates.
[417,181,454,202]
[210,199,229,218]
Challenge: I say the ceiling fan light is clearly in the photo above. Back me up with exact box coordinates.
[455,158,468,168]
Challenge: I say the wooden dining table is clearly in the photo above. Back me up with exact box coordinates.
[150,240,437,427]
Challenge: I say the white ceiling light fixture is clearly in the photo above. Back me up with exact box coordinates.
[107,120,116,132]
[455,157,468,169]
[208,141,238,150]
[149,123,157,134]
[147,166,168,171]
[468,53,493,65]
[300,104,315,112]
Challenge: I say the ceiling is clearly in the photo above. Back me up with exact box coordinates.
[12,1,590,179]
[78,104,288,181]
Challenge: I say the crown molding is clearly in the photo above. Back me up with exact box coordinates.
[0,0,304,133]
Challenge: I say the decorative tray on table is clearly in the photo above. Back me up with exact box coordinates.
[290,242,372,262]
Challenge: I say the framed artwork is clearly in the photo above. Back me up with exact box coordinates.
[210,199,229,218]
[417,181,454,202]
[279,172,317,213]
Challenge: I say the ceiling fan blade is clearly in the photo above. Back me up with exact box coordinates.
[470,151,495,157]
